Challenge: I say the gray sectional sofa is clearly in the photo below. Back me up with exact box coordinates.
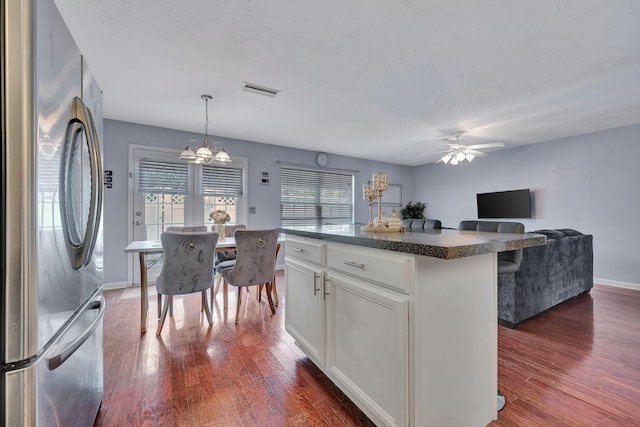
[498,228,593,327]
[404,220,594,327]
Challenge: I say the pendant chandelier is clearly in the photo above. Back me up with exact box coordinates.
[179,94,232,164]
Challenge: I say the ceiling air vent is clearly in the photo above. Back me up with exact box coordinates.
[242,82,280,97]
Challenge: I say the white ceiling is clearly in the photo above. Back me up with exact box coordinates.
[54,0,640,166]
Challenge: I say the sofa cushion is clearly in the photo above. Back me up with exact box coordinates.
[559,228,583,237]
[533,229,565,240]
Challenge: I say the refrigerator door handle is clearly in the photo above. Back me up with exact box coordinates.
[47,296,105,371]
[59,96,103,270]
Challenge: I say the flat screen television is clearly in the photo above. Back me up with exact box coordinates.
[477,189,532,219]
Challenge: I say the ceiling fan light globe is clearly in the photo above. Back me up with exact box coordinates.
[456,152,466,162]
[442,153,452,164]
[465,153,475,162]
[450,158,459,165]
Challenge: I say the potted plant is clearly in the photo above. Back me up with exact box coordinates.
[400,201,426,220]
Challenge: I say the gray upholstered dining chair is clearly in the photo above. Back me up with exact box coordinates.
[156,226,208,315]
[218,229,278,324]
[155,231,218,335]
[211,224,246,306]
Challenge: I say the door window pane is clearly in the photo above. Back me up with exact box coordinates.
[143,193,185,240]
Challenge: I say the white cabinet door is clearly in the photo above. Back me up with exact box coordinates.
[284,259,325,364]
[325,271,409,427]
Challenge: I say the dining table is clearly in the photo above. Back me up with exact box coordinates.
[125,236,283,333]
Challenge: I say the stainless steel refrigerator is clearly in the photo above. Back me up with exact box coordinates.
[2,0,105,425]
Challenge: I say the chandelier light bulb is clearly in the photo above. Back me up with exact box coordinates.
[180,145,196,161]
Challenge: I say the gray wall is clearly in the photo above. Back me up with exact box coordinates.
[104,119,640,287]
[103,119,415,285]
[413,124,640,286]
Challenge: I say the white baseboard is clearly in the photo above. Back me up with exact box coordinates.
[594,278,640,291]
[103,281,129,290]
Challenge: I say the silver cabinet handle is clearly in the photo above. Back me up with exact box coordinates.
[47,296,105,370]
[59,96,103,270]
[313,272,320,296]
[292,247,304,252]
[344,261,365,269]
[323,277,330,300]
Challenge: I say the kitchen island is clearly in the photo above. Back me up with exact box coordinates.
[279,225,545,427]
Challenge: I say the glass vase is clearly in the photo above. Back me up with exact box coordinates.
[215,224,226,240]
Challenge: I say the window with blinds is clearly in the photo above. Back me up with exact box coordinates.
[281,167,353,226]
[138,158,189,194]
[202,164,243,197]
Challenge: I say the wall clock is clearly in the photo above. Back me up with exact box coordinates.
[315,152,329,167]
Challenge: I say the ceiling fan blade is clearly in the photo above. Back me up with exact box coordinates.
[464,149,488,157]
[441,138,457,143]
[466,142,505,150]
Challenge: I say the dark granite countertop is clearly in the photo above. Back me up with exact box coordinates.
[278,225,546,260]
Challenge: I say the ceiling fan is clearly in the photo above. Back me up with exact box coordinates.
[436,131,505,165]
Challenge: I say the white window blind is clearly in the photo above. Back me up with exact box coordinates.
[138,158,188,194]
[281,167,353,226]
[202,164,243,197]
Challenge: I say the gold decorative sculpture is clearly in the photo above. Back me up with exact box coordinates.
[360,172,403,233]
[360,181,377,231]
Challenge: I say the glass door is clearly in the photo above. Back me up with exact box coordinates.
[130,146,195,284]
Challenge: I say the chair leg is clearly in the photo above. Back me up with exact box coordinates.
[201,290,213,326]
[272,273,279,307]
[156,295,172,336]
[213,274,222,297]
[157,293,162,318]
[265,281,276,315]
[223,279,229,310]
[235,286,242,324]
[257,284,263,302]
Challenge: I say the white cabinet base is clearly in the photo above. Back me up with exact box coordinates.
[284,236,498,427]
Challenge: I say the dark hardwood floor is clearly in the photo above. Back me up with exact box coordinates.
[95,276,640,426]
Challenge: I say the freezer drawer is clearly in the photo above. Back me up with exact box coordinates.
[3,293,104,426]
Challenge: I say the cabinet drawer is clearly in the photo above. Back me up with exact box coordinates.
[326,244,413,293]
[285,237,325,266]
